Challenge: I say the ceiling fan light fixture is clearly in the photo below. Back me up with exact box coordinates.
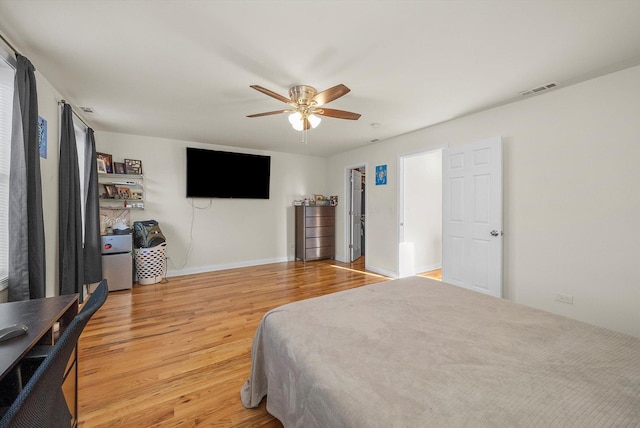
[288,111,302,126]
[248,83,360,136]
[308,113,321,128]
[289,112,304,131]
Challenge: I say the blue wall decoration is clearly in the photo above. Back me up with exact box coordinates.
[38,115,47,159]
[375,164,387,185]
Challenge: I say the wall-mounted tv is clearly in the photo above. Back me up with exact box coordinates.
[186,147,271,199]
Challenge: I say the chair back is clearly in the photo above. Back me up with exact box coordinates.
[78,279,109,321]
[0,280,109,428]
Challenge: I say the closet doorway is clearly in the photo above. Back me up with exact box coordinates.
[347,166,366,262]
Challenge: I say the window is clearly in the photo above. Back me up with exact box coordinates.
[0,53,15,293]
[74,118,87,240]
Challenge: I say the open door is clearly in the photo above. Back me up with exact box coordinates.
[442,137,503,297]
[350,169,362,261]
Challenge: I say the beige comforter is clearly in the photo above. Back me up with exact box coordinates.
[241,276,640,427]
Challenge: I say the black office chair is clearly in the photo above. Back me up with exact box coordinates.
[0,280,109,428]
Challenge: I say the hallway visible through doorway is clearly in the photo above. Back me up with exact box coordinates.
[419,269,442,281]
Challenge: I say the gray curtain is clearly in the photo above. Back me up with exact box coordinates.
[83,128,102,285]
[8,54,45,301]
[59,103,83,299]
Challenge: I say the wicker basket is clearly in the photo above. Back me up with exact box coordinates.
[134,243,167,285]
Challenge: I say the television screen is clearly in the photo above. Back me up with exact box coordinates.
[186,147,271,199]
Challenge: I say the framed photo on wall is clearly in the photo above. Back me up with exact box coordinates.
[375,164,387,185]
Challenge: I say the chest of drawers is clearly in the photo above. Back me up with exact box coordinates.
[295,206,335,262]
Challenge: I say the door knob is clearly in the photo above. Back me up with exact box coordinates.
[490,230,501,237]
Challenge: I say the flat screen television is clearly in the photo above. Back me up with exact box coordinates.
[186,147,271,199]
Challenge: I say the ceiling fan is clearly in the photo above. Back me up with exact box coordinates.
[247,84,361,131]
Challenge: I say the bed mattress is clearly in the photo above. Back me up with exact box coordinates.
[241,276,640,427]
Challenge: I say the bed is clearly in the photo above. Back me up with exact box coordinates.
[241,276,640,427]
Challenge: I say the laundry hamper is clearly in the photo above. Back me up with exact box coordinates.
[134,242,167,285]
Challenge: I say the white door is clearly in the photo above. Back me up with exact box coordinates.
[442,137,503,297]
[350,169,362,261]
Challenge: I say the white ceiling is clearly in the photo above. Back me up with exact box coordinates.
[1,0,640,157]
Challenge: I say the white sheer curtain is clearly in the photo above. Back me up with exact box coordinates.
[0,53,16,299]
[73,118,87,240]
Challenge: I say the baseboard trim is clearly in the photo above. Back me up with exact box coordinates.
[415,263,442,273]
[166,257,417,281]
[166,256,290,278]
[365,264,398,279]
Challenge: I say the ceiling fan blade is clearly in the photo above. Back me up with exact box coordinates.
[314,108,361,120]
[312,84,351,106]
[250,85,292,104]
[247,110,290,118]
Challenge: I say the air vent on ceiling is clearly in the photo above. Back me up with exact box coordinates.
[520,81,560,97]
[79,106,94,113]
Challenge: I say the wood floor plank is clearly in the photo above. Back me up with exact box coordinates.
[77,258,388,427]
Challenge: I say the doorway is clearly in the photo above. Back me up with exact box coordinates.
[398,138,502,296]
[399,149,443,277]
[347,166,366,262]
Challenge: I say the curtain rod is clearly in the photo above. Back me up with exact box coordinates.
[0,35,93,131]
[0,31,20,56]
[59,100,91,130]
[0,35,92,131]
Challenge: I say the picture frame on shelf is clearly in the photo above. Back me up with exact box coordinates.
[114,162,126,174]
[97,158,107,174]
[117,186,132,199]
[125,159,142,175]
[104,184,117,198]
[96,152,113,173]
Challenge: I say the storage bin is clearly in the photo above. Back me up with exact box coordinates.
[134,243,167,285]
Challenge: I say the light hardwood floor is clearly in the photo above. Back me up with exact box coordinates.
[420,268,442,281]
[77,258,389,427]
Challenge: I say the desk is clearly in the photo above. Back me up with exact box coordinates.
[0,295,78,423]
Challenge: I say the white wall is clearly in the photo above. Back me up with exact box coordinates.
[35,71,64,297]
[95,132,327,275]
[328,65,640,337]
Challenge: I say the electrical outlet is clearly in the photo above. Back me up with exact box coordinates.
[555,293,574,305]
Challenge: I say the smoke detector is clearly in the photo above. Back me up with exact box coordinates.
[520,81,560,97]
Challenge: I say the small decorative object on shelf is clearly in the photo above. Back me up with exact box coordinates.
[125,159,142,175]
[104,184,117,198]
[117,186,132,199]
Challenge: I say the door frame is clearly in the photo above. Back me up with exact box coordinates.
[397,145,446,277]
[344,163,367,263]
